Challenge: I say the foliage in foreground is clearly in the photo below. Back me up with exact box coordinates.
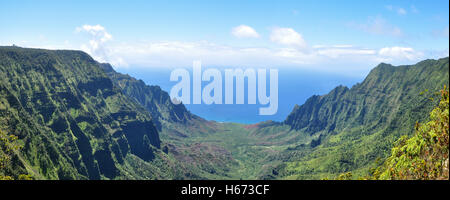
[377,87,449,180]
[336,87,449,180]
[0,130,31,180]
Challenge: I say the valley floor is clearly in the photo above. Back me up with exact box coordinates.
[160,122,308,180]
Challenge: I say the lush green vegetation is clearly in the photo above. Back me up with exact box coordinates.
[0,46,185,179]
[0,130,32,180]
[0,46,448,180]
[99,63,205,131]
[0,130,21,180]
[376,87,449,180]
[333,86,449,180]
[259,58,448,179]
[88,55,450,180]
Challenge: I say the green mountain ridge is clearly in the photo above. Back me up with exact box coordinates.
[99,63,194,127]
[0,46,181,179]
[98,62,244,179]
[0,46,448,180]
[266,57,449,179]
[98,63,218,138]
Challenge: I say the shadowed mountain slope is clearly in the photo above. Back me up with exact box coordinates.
[259,57,449,179]
[0,46,181,179]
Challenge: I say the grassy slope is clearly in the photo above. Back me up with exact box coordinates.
[1,46,447,180]
[157,58,449,180]
[0,46,187,179]
[160,122,289,179]
[271,58,450,179]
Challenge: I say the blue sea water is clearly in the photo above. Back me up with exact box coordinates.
[116,67,365,124]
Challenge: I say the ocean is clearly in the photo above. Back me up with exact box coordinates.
[116,66,364,124]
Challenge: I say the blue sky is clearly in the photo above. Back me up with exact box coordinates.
[1,0,448,76]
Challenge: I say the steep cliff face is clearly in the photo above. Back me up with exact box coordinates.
[99,63,217,137]
[284,58,449,137]
[99,64,195,128]
[284,85,350,133]
[1,46,448,180]
[271,57,449,179]
[0,46,161,179]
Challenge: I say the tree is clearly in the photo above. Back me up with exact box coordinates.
[0,130,28,180]
[378,86,449,180]
[335,86,449,180]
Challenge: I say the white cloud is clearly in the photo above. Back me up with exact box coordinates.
[397,8,407,15]
[378,46,423,61]
[17,25,420,75]
[315,46,376,59]
[109,41,283,68]
[76,25,112,43]
[76,24,126,66]
[350,16,403,37]
[270,27,307,49]
[1,24,439,77]
[231,25,260,38]
[313,44,354,49]
[103,39,425,75]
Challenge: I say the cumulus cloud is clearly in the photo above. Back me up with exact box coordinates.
[231,25,260,38]
[67,25,432,75]
[76,25,112,43]
[314,45,376,58]
[378,46,423,62]
[109,41,287,68]
[270,27,307,49]
[349,16,403,37]
[105,39,425,74]
[2,23,439,76]
[75,24,126,66]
